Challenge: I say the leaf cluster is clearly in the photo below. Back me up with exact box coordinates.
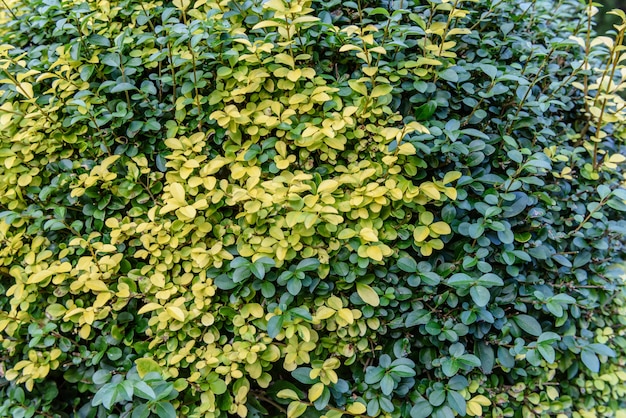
[1,0,626,418]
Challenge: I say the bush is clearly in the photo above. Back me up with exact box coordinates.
[1,0,626,417]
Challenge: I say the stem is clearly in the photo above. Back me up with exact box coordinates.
[437,0,460,58]
[592,98,607,171]
[166,42,178,104]
[0,0,19,21]
[571,193,611,234]
[507,49,554,134]
[1,68,56,126]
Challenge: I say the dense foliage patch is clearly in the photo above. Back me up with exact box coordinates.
[1,0,625,417]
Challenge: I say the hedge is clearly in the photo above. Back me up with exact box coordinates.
[0,0,625,417]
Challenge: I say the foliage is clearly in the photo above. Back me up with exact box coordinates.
[1,0,626,417]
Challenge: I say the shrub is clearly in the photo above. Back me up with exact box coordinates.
[1,0,625,417]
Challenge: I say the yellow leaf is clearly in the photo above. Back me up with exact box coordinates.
[275,53,295,67]
[347,402,367,415]
[166,306,186,322]
[363,66,378,76]
[172,0,190,10]
[356,282,380,307]
[366,246,383,262]
[443,171,462,184]
[277,389,300,401]
[370,84,393,98]
[289,93,308,105]
[287,69,302,82]
[169,183,186,205]
[430,222,451,235]
[137,303,164,315]
[466,400,483,417]
[79,324,91,339]
[263,0,286,11]
[317,179,340,194]
[348,80,368,96]
[26,270,53,284]
[413,226,430,243]
[252,20,283,30]
[420,183,441,200]
[178,205,197,219]
[359,227,378,242]
[337,308,354,324]
[397,142,417,155]
[339,44,362,53]
[315,306,336,320]
[16,82,33,98]
[338,228,356,239]
[308,382,325,402]
[85,280,109,292]
[472,395,491,406]
[546,386,559,400]
[287,401,308,418]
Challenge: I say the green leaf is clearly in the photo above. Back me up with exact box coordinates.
[477,273,503,287]
[470,285,490,307]
[588,343,616,357]
[364,367,385,384]
[380,374,395,395]
[414,101,438,121]
[405,309,431,327]
[153,402,176,418]
[132,404,150,418]
[581,350,600,373]
[513,314,542,337]
[447,390,467,416]
[110,82,136,93]
[429,389,446,407]
[476,342,494,374]
[267,315,284,338]
[296,258,320,271]
[439,68,459,82]
[410,398,433,418]
[447,273,474,287]
[134,381,156,400]
[249,262,266,279]
[92,384,116,409]
[390,365,416,378]
[537,344,555,363]
[397,256,418,273]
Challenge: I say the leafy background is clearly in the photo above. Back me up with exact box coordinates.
[0,0,626,418]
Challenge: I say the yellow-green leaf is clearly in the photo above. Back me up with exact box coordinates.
[430,221,451,235]
[366,245,383,261]
[348,80,368,96]
[166,306,186,322]
[308,382,325,402]
[347,402,367,414]
[27,270,53,284]
[277,389,300,401]
[137,303,164,315]
[443,171,462,184]
[136,358,162,379]
[356,282,380,307]
[359,227,378,242]
[287,401,308,418]
[170,182,186,204]
[413,226,430,243]
[370,84,393,98]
